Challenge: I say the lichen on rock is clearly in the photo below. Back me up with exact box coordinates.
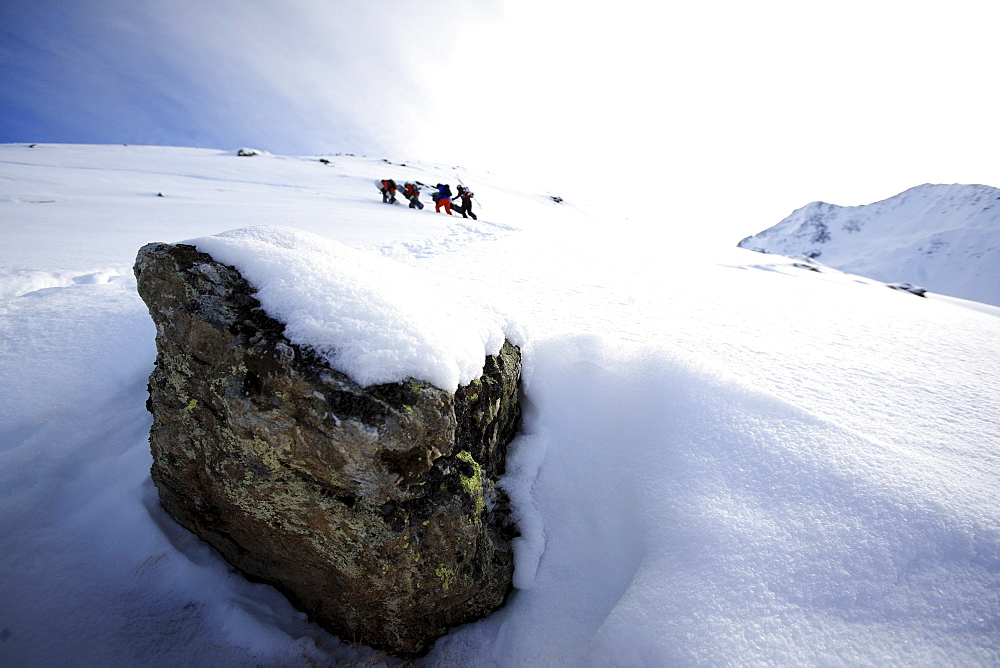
[133,241,521,657]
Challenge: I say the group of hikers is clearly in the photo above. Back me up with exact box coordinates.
[377,179,477,220]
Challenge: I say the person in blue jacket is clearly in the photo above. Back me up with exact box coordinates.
[435,183,453,214]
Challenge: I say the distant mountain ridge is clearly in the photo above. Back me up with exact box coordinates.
[738,184,1000,306]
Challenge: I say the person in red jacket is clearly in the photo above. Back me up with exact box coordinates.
[403,182,423,209]
[454,185,477,220]
[378,179,398,204]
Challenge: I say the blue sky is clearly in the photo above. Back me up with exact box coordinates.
[0,1,451,155]
[2,0,998,245]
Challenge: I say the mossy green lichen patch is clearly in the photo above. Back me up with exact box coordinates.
[456,450,485,516]
[435,565,455,590]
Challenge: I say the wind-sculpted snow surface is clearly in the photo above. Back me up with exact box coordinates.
[1,144,998,665]
[436,338,1000,665]
[738,183,1000,306]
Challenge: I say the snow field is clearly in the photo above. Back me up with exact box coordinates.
[1,144,998,665]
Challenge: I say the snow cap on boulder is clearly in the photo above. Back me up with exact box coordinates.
[189,225,521,391]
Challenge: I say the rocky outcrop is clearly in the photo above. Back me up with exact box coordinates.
[133,242,521,656]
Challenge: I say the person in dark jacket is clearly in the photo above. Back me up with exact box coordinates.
[453,185,477,220]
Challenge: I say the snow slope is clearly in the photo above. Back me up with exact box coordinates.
[737,184,1000,307]
[2,144,999,666]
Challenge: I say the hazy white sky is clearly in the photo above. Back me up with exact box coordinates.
[2,0,997,245]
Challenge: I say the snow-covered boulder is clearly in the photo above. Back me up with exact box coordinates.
[737,184,1000,306]
[133,241,520,657]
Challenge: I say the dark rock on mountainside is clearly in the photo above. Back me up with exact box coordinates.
[133,242,521,656]
[887,282,927,297]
